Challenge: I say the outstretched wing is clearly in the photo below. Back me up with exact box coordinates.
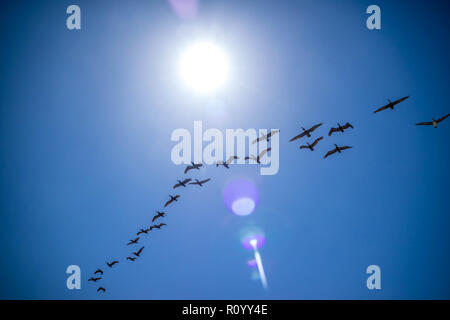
[252,133,267,144]
[225,156,239,165]
[342,122,353,129]
[309,123,323,133]
[173,182,181,189]
[373,103,390,114]
[437,114,450,123]
[289,131,307,142]
[392,96,409,106]
[415,121,433,126]
[328,127,338,136]
[267,129,280,138]
[323,149,337,159]
[339,146,352,151]
[299,145,309,149]
[184,166,193,174]
[200,178,211,184]
[164,198,173,207]
[182,178,192,184]
[311,136,323,147]
[258,147,271,159]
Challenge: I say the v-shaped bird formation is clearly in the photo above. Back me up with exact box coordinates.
[89,95,448,294]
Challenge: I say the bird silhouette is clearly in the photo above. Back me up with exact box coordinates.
[97,287,106,293]
[184,162,203,174]
[189,178,211,187]
[127,237,140,245]
[106,260,119,268]
[373,96,409,114]
[94,269,103,275]
[133,246,145,257]
[126,256,136,262]
[152,223,167,229]
[216,156,239,168]
[245,148,271,164]
[136,228,149,236]
[328,122,353,136]
[300,136,323,151]
[252,130,280,144]
[289,123,323,142]
[152,211,166,222]
[323,144,352,159]
[416,114,449,128]
[88,277,102,282]
[164,195,180,207]
[173,178,192,189]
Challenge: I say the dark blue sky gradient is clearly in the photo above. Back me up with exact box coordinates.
[0,0,449,299]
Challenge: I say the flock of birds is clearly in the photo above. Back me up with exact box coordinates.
[89,95,448,294]
[88,163,215,293]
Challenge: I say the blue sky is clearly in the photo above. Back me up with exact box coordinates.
[0,0,449,299]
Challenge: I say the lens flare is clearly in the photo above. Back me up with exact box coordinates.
[223,179,259,216]
[167,0,198,20]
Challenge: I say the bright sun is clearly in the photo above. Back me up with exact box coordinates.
[179,42,229,93]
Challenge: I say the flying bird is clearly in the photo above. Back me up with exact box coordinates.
[252,130,280,144]
[289,123,323,142]
[136,228,149,236]
[152,223,167,229]
[323,144,352,159]
[184,162,203,174]
[126,257,136,262]
[373,96,409,114]
[173,178,192,189]
[106,260,119,268]
[189,178,211,187]
[164,195,180,207]
[97,287,106,293]
[94,269,103,275]
[300,136,323,151]
[216,156,239,169]
[88,277,102,282]
[328,122,354,136]
[416,114,450,128]
[133,246,145,257]
[245,147,271,163]
[127,237,140,245]
[152,211,166,222]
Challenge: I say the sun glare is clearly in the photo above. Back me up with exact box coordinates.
[179,42,229,93]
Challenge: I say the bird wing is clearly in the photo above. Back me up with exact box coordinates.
[415,121,433,126]
[323,149,337,159]
[373,103,390,114]
[258,148,271,159]
[184,166,193,174]
[173,182,181,189]
[437,114,450,123]
[267,130,280,138]
[299,145,309,149]
[311,136,323,147]
[138,247,144,254]
[252,133,267,144]
[392,96,409,106]
[182,178,192,184]
[200,178,211,184]
[328,127,338,136]
[164,198,173,207]
[289,131,307,142]
[225,156,238,165]
[189,180,200,185]
[309,123,323,133]
[339,146,352,151]
[343,122,353,129]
